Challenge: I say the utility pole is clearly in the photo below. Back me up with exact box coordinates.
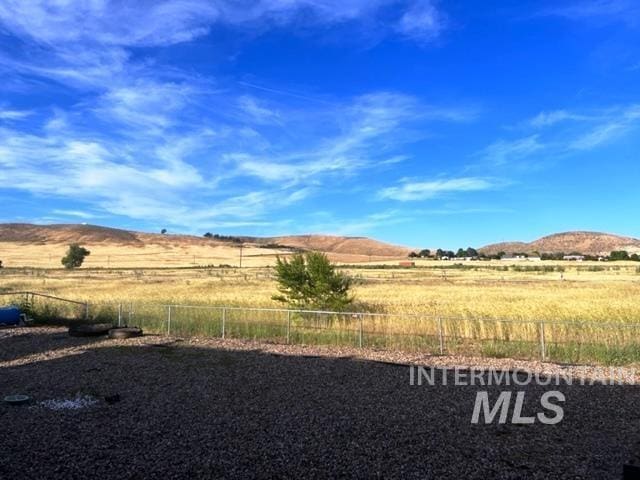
[239,243,243,268]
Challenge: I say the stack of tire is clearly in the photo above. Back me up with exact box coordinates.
[68,323,143,339]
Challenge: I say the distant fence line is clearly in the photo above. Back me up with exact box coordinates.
[2,291,640,364]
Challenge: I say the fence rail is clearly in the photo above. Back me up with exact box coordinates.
[0,291,89,320]
[3,291,640,364]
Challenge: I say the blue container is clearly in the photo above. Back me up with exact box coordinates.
[0,306,21,326]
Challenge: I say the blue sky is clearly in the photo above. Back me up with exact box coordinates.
[0,1,639,248]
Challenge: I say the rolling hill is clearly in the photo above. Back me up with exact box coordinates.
[0,223,411,268]
[480,231,640,256]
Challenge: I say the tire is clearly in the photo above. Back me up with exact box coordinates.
[4,394,30,405]
[108,327,143,339]
[69,323,114,337]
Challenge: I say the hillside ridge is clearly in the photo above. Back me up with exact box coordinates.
[481,231,640,256]
[0,223,410,258]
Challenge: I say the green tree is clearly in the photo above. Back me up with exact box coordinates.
[418,249,431,258]
[610,250,630,261]
[272,252,353,311]
[61,244,90,269]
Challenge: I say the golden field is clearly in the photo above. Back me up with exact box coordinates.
[2,258,640,364]
[2,260,639,320]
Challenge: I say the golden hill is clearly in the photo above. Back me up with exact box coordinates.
[481,231,640,256]
[266,234,411,258]
[0,223,411,268]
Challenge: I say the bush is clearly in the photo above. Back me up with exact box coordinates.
[272,252,353,311]
[61,244,90,269]
[610,250,630,261]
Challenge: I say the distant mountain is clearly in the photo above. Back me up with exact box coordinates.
[480,231,640,256]
[266,235,411,257]
[0,223,411,259]
[0,223,143,245]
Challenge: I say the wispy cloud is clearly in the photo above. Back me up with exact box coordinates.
[541,0,640,27]
[0,109,32,120]
[52,209,100,220]
[0,85,473,229]
[378,177,495,201]
[301,210,412,237]
[569,122,627,150]
[528,110,590,128]
[0,0,460,233]
[396,1,447,42]
[237,95,282,125]
[0,1,448,53]
[476,104,640,173]
[230,92,468,184]
[481,135,544,166]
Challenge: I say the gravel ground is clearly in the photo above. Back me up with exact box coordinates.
[1,327,640,479]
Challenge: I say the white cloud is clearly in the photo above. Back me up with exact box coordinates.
[0,1,447,51]
[378,177,495,201]
[0,1,219,47]
[237,95,282,125]
[482,135,544,166]
[529,110,589,128]
[52,209,99,220]
[567,104,640,150]
[396,1,447,41]
[0,1,458,231]
[230,92,469,184]
[542,0,640,27]
[0,109,32,120]
[95,79,198,132]
[569,122,627,150]
[477,104,640,169]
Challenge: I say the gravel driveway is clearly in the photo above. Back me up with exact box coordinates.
[1,327,639,479]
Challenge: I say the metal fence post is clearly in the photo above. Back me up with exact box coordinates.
[84,302,90,321]
[286,310,291,344]
[438,316,444,355]
[167,305,172,336]
[539,321,546,361]
[118,303,122,327]
[221,307,226,339]
[359,314,363,348]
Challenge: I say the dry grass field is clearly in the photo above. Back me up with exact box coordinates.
[2,224,640,364]
[2,260,640,365]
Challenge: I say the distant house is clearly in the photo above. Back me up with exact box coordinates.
[501,255,528,261]
[399,261,415,267]
[563,255,585,261]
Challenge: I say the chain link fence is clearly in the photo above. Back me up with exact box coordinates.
[3,292,640,365]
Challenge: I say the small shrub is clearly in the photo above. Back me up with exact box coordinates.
[61,244,90,269]
[272,252,353,311]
